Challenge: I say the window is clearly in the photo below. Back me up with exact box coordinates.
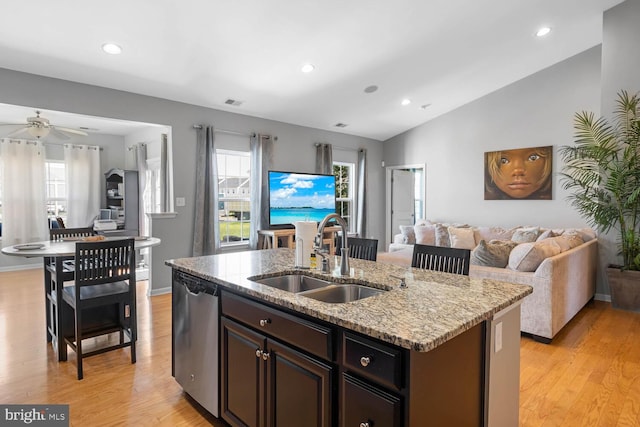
[333,162,355,233]
[45,161,67,225]
[217,150,251,247]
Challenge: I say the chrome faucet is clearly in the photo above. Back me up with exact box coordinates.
[315,213,350,276]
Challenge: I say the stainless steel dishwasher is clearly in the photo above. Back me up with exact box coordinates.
[172,270,219,417]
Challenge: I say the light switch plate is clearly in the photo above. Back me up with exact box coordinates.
[176,197,186,207]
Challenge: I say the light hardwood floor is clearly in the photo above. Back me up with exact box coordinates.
[1,268,639,426]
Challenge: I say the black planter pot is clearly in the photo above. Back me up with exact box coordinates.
[607,266,640,312]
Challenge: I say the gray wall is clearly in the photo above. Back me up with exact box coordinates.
[0,68,384,290]
[382,0,640,299]
[383,46,604,292]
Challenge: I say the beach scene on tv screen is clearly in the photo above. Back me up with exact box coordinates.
[269,172,335,224]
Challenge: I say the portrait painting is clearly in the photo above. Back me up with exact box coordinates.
[484,145,552,200]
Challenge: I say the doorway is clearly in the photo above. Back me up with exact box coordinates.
[385,164,425,249]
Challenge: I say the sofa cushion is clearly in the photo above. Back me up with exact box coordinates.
[474,226,518,243]
[508,240,561,272]
[435,223,450,247]
[536,229,556,241]
[471,239,518,268]
[398,225,416,244]
[448,226,476,250]
[414,223,436,245]
[563,228,596,242]
[511,227,540,244]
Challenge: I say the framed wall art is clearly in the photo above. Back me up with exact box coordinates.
[484,146,552,200]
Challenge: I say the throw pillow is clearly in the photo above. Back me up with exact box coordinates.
[536,229,556,241]
[448,226,476,250]
[511,227,540,244]
[399,225,416,244]
[563,228,596,242]
[434,223,450,247]
[508,240,561,272]
[414,223,436,245]
[471,239,518,267]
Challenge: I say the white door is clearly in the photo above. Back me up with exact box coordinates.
[391,169,415,241]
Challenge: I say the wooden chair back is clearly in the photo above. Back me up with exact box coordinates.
[411,244,471,275]
[336,237,378,261]
[74,238,136,287]
[50,227,95,242]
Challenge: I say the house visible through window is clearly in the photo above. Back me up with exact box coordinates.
[45,161,67,226]
[217,149,251,247]
[333,162,355,233]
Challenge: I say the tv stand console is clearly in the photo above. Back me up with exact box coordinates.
[258,226,341,254]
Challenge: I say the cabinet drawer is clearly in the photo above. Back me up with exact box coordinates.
[341,373,402,427]
[343,331,403,390]
[222,291,333,360]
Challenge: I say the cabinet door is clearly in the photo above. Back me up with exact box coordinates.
[341,373,402,427]
[221,317,266,427]
[266,339,333,427]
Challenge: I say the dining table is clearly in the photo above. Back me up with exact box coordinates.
[2,236,161,360]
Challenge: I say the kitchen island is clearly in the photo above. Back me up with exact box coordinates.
[167,248,532,427]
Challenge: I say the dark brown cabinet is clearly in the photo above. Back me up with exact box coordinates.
[342,373,402,427]
[221,293,334,427]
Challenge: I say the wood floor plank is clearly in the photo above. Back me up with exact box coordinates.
[2,269,640,426]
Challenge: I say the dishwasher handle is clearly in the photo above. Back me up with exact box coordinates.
[176,271,218,296]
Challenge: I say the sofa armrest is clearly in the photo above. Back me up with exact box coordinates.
[393,233,405,244]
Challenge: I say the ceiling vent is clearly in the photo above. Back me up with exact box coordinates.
[334,123,348,128]
[224,99,243,106]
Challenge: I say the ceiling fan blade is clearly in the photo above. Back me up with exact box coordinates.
[3,127,29,138]
[0,123,28,127]
[54,126,88,136]
[49,127,71,140]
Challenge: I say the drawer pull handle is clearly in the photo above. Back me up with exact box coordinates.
[360,423,370,427]
[259,318,271,327]
[255,349,263,358]
[262,351,270,360]
[360,356,371,367]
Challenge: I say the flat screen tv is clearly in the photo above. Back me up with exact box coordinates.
[268,170,336,228]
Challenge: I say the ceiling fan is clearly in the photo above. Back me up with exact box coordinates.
[0,110,88,140]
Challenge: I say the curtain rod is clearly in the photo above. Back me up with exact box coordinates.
[192,125,253,138]
[314,142,356,152]
[1,138,102,151]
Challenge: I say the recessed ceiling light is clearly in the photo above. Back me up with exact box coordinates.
[301,63,315,73]
[536,27,551,37]
[102,43,122,55]
[401,99,411,106]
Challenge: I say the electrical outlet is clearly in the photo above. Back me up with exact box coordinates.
[176,197,186,207]
[495,322,503,353]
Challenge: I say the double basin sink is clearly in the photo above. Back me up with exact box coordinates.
[253,274,385,303]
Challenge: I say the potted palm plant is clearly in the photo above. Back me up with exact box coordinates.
[560,90,640,311]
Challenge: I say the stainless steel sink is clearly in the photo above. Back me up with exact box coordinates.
[300,284,385,303]
[253,274,332,293]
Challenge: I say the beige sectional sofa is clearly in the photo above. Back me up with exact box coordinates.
[379,220,598,342]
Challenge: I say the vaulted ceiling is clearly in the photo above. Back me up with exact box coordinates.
[0,0,624,140]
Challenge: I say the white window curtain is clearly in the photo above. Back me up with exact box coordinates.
[135,143,148,235]
[64,144,101,228]
[0,138,47,245]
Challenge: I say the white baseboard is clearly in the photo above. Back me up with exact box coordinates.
[0,264,41,273]
[594,293,611,302]
[148,286,171,296]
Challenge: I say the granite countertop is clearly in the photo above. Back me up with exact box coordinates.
[166,248,532,352]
